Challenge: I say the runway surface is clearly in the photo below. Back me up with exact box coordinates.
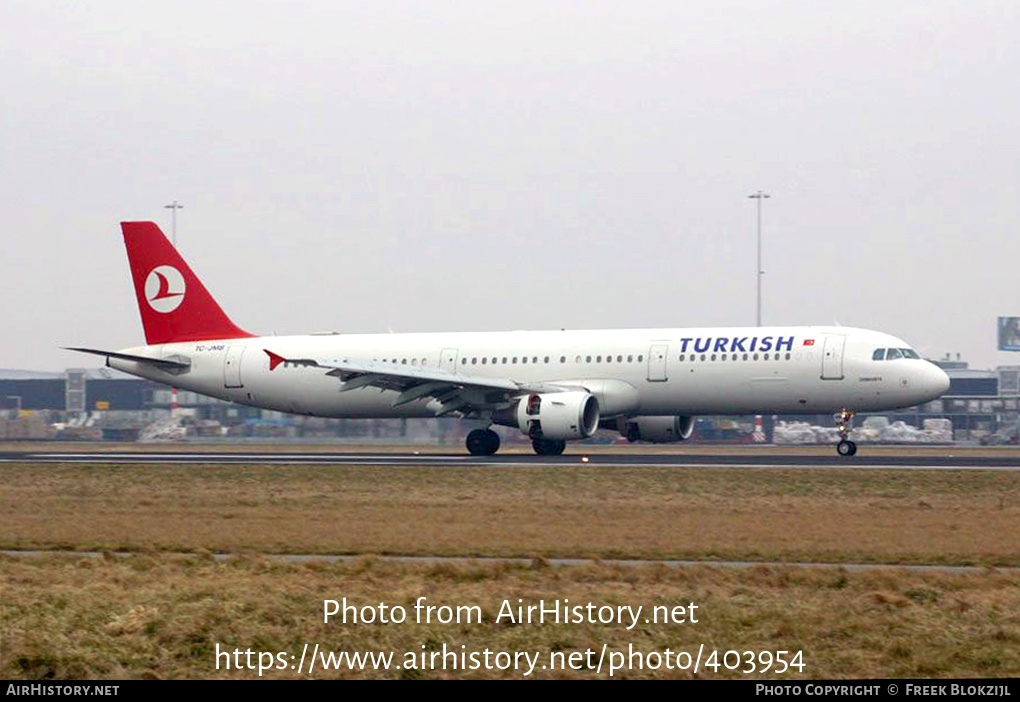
[1,449,1018,469]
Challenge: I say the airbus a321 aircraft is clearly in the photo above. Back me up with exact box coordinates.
[68,222,951,457]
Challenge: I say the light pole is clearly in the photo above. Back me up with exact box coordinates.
[162,200,184,421]
[164,200,184,248]
[748,191,770,327]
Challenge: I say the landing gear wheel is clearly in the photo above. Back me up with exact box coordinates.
[466,428,500,456]
[532,439,566,456]
[834,408,857,457]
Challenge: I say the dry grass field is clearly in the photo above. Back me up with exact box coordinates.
[1,462,1019,565]
[3,455,1020,679]
[3,555,1020,679]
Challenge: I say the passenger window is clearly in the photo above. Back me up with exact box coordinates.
[482,358,487,364]
[785,353,791,360]
[575,355,581,363]
[560,356,566,363]
[886,348,902,360]
[627,355,633,362]
[679,354,685,362]
[763,354,769,361]
[617,355,622,362]
[532,357,538,364]
[502,357,507,364]
[872,348,885,361]
[721,354,727,361]
[638,355,644,362]
[711,354,717,361]
[700,354,706,362]
[522,357,528,364]
[513,357,518,364]
[472,358,477,364]
[596,355,602,363]
[544,356,550,363]
[461,358,466,365]
[606,355,612,363]
[753,354,759,361]
[742,353,748,361]
[586,356,592,363]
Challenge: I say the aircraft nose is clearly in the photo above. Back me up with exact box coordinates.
[926,363,951,398]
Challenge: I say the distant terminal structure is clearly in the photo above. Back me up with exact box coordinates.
[2,368,150,413]
[1,359,1017,444]
[0,367,436,442]
[904,357,1018,441]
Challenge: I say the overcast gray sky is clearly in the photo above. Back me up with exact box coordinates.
[2,1,1018,371]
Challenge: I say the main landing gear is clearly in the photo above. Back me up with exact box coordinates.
[532,438,566,455]
[466,428,500,456]
[835,408,857,456]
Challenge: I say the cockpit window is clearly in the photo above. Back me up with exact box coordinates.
[886,348,903,360]
[900,348,920,359]
[872,348,886,361]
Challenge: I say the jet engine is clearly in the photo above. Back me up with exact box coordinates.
[620,415,696,443]
[511,391,600,441]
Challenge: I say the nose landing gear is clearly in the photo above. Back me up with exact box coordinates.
[835,409,856,456]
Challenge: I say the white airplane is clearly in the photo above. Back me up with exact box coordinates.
[68,222,951,457]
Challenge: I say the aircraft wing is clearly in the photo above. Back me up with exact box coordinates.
[263,349,569,416]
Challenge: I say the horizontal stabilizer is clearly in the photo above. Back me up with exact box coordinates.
[63,347,191,371]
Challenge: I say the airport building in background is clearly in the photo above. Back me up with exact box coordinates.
[2,356,1018,444]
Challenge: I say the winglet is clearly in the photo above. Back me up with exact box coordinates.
[265,349,285,371]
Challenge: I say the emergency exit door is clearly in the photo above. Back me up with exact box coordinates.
[224,345,246,388]
[439,348,459,374]
[821,335,846,380]
[647,344,669,382]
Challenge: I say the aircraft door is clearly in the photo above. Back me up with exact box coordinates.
[439,348,459,374]
[224,345,246,388]
[647,344,669,382]
[820,335,846,380]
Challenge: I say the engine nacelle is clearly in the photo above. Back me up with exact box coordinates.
[621,415,696,443]
[514,391,600,441]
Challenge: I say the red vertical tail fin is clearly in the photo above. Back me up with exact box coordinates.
[121,221,253,345]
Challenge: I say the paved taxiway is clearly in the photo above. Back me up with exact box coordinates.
[0,449,1017,469]
[3,550,1014,573]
